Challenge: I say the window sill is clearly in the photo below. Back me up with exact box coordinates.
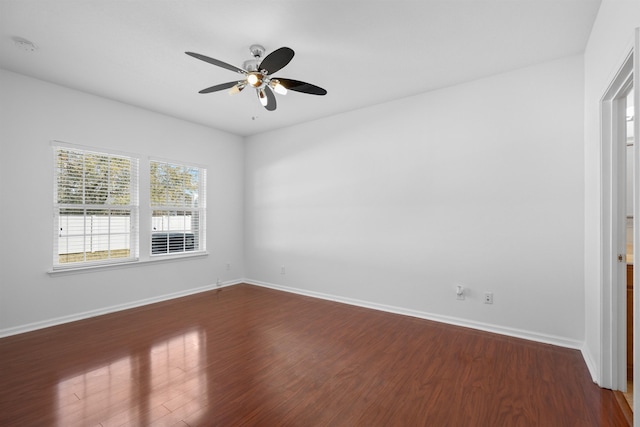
[48,251,209,276]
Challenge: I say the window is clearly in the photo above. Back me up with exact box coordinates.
[150,160,206,255]
[51,145,207,270]
[53,144,139,268]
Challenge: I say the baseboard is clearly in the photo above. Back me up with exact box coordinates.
[580,345,600,384]
[244,279,584,351]
[0,279,242,338]
[2,278,585,352]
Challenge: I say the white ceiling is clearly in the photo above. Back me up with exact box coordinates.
[0,0,601,137]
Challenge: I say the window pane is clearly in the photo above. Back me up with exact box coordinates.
[191,212,201,249]
[104,210,129,260]
[150,162,200,208]
[185,167,199,208]
[58,208,132,264]
[168,211,187,231]
[84,153,109,204]
[56,150,84,204]
[109,156,131,205]
[151,210,197,255]
[58,208,86,263]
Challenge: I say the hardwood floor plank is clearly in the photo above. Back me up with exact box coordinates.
[0,284,630,426]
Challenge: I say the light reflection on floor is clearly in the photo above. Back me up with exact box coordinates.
[55,329,206,426]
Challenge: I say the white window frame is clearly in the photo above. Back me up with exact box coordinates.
[52,141,139,269]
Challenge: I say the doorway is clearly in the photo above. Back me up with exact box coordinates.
[599,47,635,409]
[624,88,635,409]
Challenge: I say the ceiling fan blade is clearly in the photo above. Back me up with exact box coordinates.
[198,81,239,94]
[185,52,246,75]
[258,86,277,111]
[259,47,294,75]
[274,78,327,95]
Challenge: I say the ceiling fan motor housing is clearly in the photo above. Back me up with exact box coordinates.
[242,59,260,72]
[249,44,265,59]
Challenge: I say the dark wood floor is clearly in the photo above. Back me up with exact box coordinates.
[0,283,630,426]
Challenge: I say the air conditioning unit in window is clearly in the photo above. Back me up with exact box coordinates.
[151,233,195,254]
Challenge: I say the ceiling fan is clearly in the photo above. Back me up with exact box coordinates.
[186,44,327,111]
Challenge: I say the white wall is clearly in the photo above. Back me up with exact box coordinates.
[0,22,614,364]
[0,69,244,336]
[583,0,640,385]
[244,56,585,346]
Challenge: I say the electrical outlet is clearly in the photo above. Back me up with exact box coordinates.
[226,263,231,271]
[281,266,286,275]
[216,278,222,287]
[456,285,465,300]
[484,292,493,304]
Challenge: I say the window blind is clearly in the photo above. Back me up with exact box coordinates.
[150,160,206,255]
[53,145,139,267]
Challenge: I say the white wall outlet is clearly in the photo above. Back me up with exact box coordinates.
[484,292,493,304]
[216,278,222,287]
[226,263,231,271]
[456,285,465,300]
[281,266,286,275]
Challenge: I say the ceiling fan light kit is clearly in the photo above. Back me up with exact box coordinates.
[271,80,287,95]
[186,44,327,111]
[258,89,268,106]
